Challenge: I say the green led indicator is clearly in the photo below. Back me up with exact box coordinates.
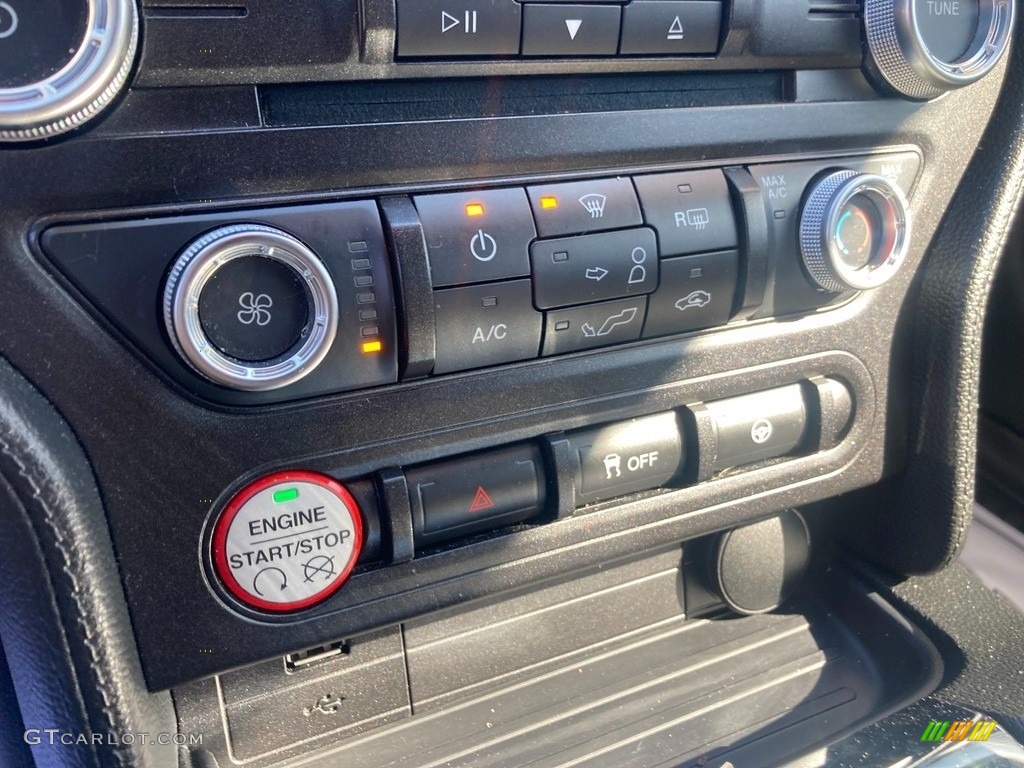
[273,487,299,504]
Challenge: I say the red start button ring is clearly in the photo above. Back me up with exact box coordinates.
[211,470,363,613]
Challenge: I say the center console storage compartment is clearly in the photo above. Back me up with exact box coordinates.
[175,546,940,767]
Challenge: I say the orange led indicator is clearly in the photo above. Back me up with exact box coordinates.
[540,196,559,210]
[361,340,383,354]
[465,203,485,217]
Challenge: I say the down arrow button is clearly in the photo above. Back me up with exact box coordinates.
[522,4,621,56]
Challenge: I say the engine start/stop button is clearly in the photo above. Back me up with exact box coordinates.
[211,470,363,613]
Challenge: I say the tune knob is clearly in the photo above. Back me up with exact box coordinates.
[864,0,1015,100]
[0,0,138,141]
[163,225,340,391]
[799,171,911,293]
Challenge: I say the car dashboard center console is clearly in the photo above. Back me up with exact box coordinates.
[0,0,1020,766]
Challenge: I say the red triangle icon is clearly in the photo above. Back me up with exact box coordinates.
[469,486,496,513]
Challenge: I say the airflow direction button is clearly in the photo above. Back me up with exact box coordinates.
[531,228,659,309]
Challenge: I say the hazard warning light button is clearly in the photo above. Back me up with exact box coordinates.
[211,471,364,613]
[406,445,546,547]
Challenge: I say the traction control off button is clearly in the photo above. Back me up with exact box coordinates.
[211,471,364,613]
[569,411,684,504]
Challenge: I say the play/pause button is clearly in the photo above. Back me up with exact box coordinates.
[397,0,521,57]
[522,4,621,56]
[440,10,478,33]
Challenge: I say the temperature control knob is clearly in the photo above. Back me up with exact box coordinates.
[163,224,339,391]
[0,0,138,141]
[799,171,911,294]
[865,0,1014,100]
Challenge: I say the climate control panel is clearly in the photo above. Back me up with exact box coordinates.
[40,149,921,405]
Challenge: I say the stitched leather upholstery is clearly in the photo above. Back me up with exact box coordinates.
[0,357,177,768]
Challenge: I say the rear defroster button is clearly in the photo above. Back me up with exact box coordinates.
[211,471,363,613]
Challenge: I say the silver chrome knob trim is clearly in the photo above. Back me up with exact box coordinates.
[799,171,911,294]
[865,0,1015,100]
[163,225,340,392]
[0,0,138,142]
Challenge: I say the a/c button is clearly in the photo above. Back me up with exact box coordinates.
[433,280,542,374]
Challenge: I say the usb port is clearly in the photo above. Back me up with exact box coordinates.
[285,640,350,672]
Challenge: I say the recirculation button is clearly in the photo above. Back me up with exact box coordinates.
[211,471,364,613]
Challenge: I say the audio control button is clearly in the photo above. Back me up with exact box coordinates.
[396,0,522,58]
[211,471,364,613]
[620,0,722,55]
[1,0,138,141]
[433,280,542,373]
[415,188,536,288]
[531,228,659,309]
[913,0,981,63]
[0,0,87,88]
[865,0,1013,99]
[522,4,622,57]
